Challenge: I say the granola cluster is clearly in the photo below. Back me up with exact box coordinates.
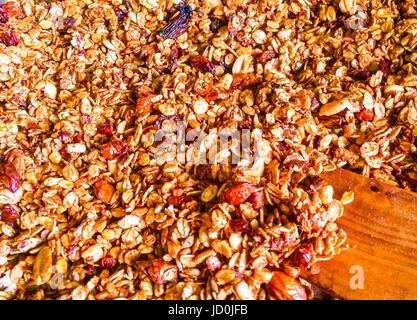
[1,0,416,300]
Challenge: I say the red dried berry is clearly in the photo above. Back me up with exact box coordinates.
[100,255,117,269]
[379,58,390,77]
[223,183,254,205]
[1,30,19,46]
[230,74,262,91]
[230,219,251,233]
[357,109,374,122]
[205,89,220,102]
[169,42,180,72]
[206,256,221,273]
[101,139,129,160]
[1,1,21,19]
[247,191,265,210]
[146,259,178,284]
[238,119,252,130]
[1,205,19,227]
[267,270,307,300]
[97,122,114,135]
[0,161,20,193]
[190,55,216,74]
[259,51,276,64]
[294,244,314,269]
[168,195,189,208]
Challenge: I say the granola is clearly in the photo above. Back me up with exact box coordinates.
[0,0,416,300]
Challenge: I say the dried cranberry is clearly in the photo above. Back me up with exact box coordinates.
[1,205,19,227]
[301,175,324,195]
[238,119,252,130]
[190,55,216,74]
[230,219,251,233]
[97,122,114,136]
[357,109,374,122]
[0,161,20,193]
[145,259,178,284]
[101,139,129,160]
[1,30,19,46]
[1,1,21,19]
[160,4,193,39]
[379,59,390,77]
[205,89,220,102]
[169,42,180,72]
[167,195,189,208]
[259,50,276,64]
[100,255,117,269]
[247,191,265,210]
[293,244,314,269]
[267,270,307,300]
[223,183,254,205]
[230,74,262,91]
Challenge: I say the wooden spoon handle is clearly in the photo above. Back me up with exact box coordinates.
[304,169,417,300]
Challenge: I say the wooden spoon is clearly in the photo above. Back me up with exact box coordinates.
[303,168,417,300]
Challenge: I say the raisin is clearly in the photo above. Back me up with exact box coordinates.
[97,122,114,136]
[259,50,276,64]
[0,161,20,193]
[100,255,117,269]
[160,4,193,39]
[357,109,374,122]
[247,191,265,210]
[63,17,75,30]
[301,175,324,195]
[168,195,189,208]
[351,70,371,80]
[230,74,262,91]
[190,55,216,74]
[114,7,127,24]
[210,17,226,33]
[1,205,19,227]
[101,139,129,160]
[230,219,251,233]
[1,30,19,46]
[223,183,254,205]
